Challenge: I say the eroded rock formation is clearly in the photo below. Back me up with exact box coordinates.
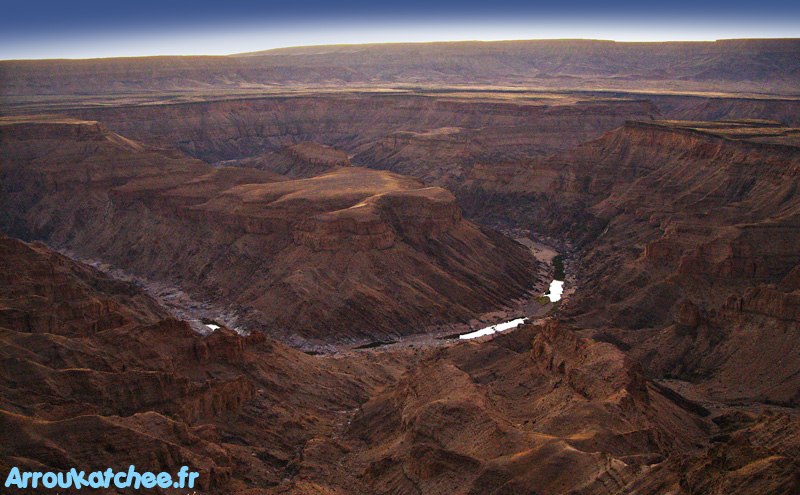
[0,233,408,493]
[4,234,759,494]
[230,141,352,178]
[3,42,800,493]
[0,115,538,341]
[462,119,800,404]
[346,322,713,494]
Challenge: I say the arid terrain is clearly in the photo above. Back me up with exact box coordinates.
[1,38,800,494]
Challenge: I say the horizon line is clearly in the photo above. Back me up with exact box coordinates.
[3,36,799,62]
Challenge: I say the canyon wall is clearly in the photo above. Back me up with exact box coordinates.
[0,233,408,493]
[59,95,658,169]
[7,234,766,494]
[3,38,800,495]
[463,120,800,402]
[0,116,538,342]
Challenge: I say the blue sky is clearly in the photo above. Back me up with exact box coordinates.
[2,0,799,59]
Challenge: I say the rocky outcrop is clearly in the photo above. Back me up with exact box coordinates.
[59,94,658,187]
[0,234,168,336]
[461,120,800,405]
[0,116,539,341]
[0,233,406,493]
[230,141,351,179]
[346,321,710,495]
[628,411,800,494]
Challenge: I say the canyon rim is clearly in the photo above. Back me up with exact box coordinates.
[2,31,800,495]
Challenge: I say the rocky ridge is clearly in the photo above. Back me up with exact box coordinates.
[9,233,784,494]
[228,141,352,179]
[460,119,800,405]
[0,233,408,493]
[0,115,539,342]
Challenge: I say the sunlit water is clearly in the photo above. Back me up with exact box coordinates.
[545,280,564,302]
[457,277,565,340]
[459,318,527,340]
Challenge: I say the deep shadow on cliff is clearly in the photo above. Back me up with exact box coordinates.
[4,234,800,494]
[2,44,800,492]
[0,233,405,493]
[460,119,800,408]
[0,115,538,343]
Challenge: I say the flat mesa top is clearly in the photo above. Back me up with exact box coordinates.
[0,115,97,126]
[634,119,800,147]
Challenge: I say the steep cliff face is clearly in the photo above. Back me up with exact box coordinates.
[229,141,352,178]
[555,120,800,321]
[5,235,758,495]
[0,234,169,336]
[463,120,800,401]
[660,95,800,127]
[0,116,538,341]
[345,322,711,495]
[0,233,408,494]
[349,98,660,188]
[59,94,659,173]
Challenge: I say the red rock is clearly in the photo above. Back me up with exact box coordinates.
[0,116,538,341]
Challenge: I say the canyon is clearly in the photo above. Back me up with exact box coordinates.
[1,38,800,494]
[0,115,538,344]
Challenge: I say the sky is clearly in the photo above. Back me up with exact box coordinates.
[1,0,799,60]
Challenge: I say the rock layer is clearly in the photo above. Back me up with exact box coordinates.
[1,235,740,495]
[229,141,352,179]
[0,233,407,493]
[53,94,658,170]
[463,119,800,403]
[0,115,538,341]
[3,39,799,95]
